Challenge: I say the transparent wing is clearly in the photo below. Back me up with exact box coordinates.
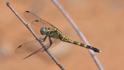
[23,11,62,35]
[15,37,44,54]
[15,36,55,57]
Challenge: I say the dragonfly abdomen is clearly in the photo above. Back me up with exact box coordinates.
[72,41,100,53]
[71,41,89,48]
[60,36,85,47]
[60,36,100,53]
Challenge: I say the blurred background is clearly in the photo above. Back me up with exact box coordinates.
[0,0,124,70]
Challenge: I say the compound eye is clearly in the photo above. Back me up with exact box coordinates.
[41,27,46,32]
[40,27,47,35]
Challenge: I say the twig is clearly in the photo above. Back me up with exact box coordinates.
[6,1,64,70]
[51,0,104,70]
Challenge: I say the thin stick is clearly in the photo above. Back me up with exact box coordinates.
[6,1,64,70]
[52,0,104,70]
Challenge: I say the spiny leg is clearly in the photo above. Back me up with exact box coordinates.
[48,36,53,47]
[42,35,47,42]
[32,36,53,53]
[38,36,53,53]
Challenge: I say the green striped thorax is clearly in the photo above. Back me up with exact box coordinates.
[40,27,60,38]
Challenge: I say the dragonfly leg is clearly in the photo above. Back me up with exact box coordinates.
[38,37,53,54]
[40,36,53,51]
[42,35,47,42]
[48,36,53,47]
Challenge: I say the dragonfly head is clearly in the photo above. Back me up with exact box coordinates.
[40,27,49,35]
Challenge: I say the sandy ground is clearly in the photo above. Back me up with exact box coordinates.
[0,0,124,70]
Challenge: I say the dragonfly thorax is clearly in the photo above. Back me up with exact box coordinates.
[40,27,61,39]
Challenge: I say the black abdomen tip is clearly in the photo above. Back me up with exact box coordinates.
[86,45,100,53]
[91,47,100,53]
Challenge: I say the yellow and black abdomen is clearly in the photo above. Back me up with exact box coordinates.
[59,36,100,53]
[72,41,100,53]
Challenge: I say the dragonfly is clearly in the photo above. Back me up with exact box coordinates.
[17,11,100,59]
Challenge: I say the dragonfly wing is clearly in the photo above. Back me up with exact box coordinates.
[15,37,43,54]
[15,36,61,57]
[23,11,63,34]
